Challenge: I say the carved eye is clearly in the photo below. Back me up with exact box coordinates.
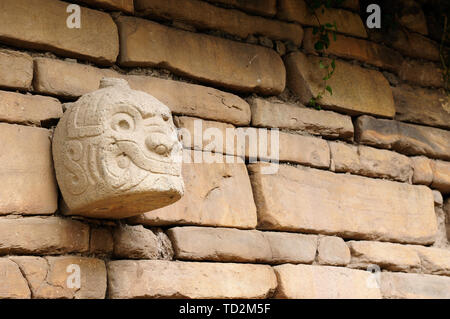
[162,114,169,122]
[111,113,135,132]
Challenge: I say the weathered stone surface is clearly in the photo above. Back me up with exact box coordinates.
[413,246,450,276]
[303,28,403,72]
[434,206,449,248]
[76,0,134,13]
[274,264,381,299]
[249,163,437,244]
[329,142,413,182]
[397,0,428,35]
[445,199,450,241]
[411,156,434,185]
[381,272,450,299]
[135,0,303,45]
[0,91,62,125]
[393,85,450,130]
[176,116,330,168]
[167,226,317,264]
[0,0,118,65]
[11,256,107,299]
[33,58,251,125]
[347,241,421,272]
[107,260,277,298]
[355,116,450,161]
[89,227,113,255]
[0,217,89,255]
[387,29,440,61]
[285,52,395,118]
[0,258,30,299]
[116,16,285,95]
[130,150,257,229]
[0,49,33,90]
[0,124,58,215]
[113,225,159,259]
[53,78,184,219]
[204,0,276,16]
[250,98,354,140]
[433,190,444,206]
[431,160,450,195]
[399,60,444,88]
[317,236,350,266]
[277,0,367,38]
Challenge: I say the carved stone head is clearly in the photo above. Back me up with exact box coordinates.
[52,78,184,218]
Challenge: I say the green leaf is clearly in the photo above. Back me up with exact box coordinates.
[326,85,333,95]
[312,26,319,35]
[314,41,324,51]
[331,59,336,69]
[319,60,327,69]
[325,23,333,28]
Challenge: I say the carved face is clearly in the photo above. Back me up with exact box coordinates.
[52,78,184,218]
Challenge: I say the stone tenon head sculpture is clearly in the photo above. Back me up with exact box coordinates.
[52,78,184,219]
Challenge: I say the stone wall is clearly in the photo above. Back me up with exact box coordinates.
[0,0,449,299]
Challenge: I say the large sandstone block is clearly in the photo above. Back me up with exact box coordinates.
[10,256,107,299]
[107,260,277,298]
[347,241,421,272]
[0,91,62,126]
[76,0,134,13]
[431,160,450,195]
[0,0,118,65]
[303,28,403,72]
[0,49,33,90]
[355,115,450,161]
[386,29,440,61]
[33,58,251,125]
[413,246,450,276]
[113,225,159,259]
[273,264,381,299]
[0,258,30,299]
[249,163,437,244]
[0,124,58,215]
[175,116,330,168]
[393,85,450,130]
[329,142,413,182]
[317,236,350,266]
[250,98,354,140]
[411,156,434,185]
[399,60,444,88]
[277,0,367,38]
[135,0,303,45]
[167,226,317,264]
[116,16,285,95]
[0,217,89,255]
[129,150,257,229]
[204,0,276,16]
[381,272,450,299]
[285,52,395,118]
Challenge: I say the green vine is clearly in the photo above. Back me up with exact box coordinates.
[305,0,344,109]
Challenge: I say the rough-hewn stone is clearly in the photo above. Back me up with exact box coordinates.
[116,16,285,95]
[431,160,450,195]
[107,260,277,298]
[10,256,106,299]
[303,28,403,72]
[393,85,450,130]
[413,246,450,276]
[135,0,303,45]
[347,241,421,272]
[0,91,62,125]
[249,163,437,244]
[381,272,450,299]
[317,236,350,266]
[0,217,89,255]
[167,226,317,264]
[285,52,395,118]
[278,0,366,38]
[204,0,276,16]
[0,258,30,299]
[0,124,58,215]
[76,0,134,13]
[399,60,444,88]
[0,0,118,65]
[33,58,251,125]
[0,49,33,90]
[329,142,413,182]
[89,228,113,255]
[113,225,159,259]
[411,156,434,185]
[130,150,257,229]
[387,29,440,61]
[355,115,450,161]
[250,98,354,140]
[274,264,381,299]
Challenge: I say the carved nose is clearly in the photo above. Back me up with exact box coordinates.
[145,132,174,156]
